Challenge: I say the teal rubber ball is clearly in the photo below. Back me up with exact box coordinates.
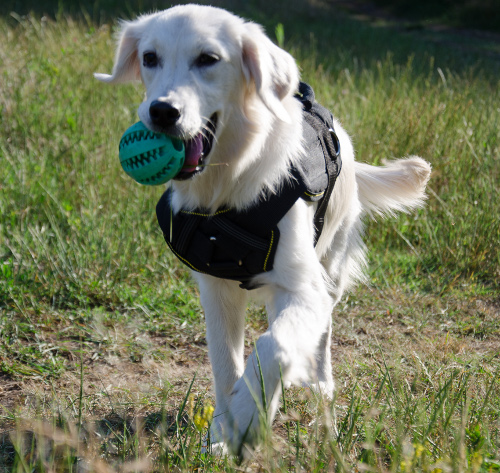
[119,121,185,186]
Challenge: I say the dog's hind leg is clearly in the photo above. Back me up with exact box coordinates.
[196,275,248,447]
[308,218,364,400]
[309,318,334,398]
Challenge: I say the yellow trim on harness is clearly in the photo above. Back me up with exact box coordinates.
[165,239,208,275]
[180,208,231,217]
[303,190,325,198]
[263,230,275,272]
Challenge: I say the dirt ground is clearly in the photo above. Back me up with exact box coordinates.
[1,293,498,431]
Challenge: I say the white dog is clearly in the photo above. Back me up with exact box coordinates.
[96,4,431,454]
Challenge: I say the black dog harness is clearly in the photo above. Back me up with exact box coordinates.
[156,82,341,289]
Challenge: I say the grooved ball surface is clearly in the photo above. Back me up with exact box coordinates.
[119,121,185,186]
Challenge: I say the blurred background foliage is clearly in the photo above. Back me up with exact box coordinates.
[1,0,499,32]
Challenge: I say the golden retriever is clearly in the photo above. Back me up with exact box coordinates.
[96,4,431,455]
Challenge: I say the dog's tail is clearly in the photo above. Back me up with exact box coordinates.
[355,156,431,218]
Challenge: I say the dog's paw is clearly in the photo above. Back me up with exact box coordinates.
[201,438,228,456]
[305,380,335,400]
[203,402,257,459]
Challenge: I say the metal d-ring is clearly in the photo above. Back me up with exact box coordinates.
[328,128,340,157]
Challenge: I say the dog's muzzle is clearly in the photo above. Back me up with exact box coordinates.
[148,101,218,181]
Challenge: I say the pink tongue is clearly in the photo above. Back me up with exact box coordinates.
[183,134,203,172]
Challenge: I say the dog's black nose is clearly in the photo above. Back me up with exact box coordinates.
[149,101,181,127]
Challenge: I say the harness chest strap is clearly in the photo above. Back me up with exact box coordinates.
[155,82,341,289]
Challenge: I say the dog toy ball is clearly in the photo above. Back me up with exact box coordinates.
[119,121,185,186]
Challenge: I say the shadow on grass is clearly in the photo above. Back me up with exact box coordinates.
[1,0,276,23]
[1,0,499,80]
[368,0,500,34]
[0,410,190,470]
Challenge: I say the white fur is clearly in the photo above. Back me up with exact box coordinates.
[96,4,431,455]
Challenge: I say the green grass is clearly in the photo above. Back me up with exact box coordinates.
[0,0,499,471]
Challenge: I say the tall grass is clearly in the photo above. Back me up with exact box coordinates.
[1,4,498,317]
[3,362,499,471]
[0,1,499,471]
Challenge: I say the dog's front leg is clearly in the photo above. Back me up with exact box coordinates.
[196,275,248,447]
[223,202,335,453]
[226,280,333,453]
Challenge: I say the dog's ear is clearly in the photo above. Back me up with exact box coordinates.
[241,22,299,123]
[94,18,147,84]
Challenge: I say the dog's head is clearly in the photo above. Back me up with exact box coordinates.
[95,4,299,181]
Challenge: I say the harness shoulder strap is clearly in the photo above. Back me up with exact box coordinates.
[296,82,342,245]
[229,169,306,234]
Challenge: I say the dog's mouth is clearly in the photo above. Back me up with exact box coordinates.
[174,114,218,181]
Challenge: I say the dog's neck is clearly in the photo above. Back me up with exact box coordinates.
[171,94,304,213]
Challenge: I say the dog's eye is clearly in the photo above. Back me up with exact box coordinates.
[195,53,220,68]
[143,52,158,68]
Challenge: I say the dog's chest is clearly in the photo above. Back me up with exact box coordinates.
[155,83,341,289]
